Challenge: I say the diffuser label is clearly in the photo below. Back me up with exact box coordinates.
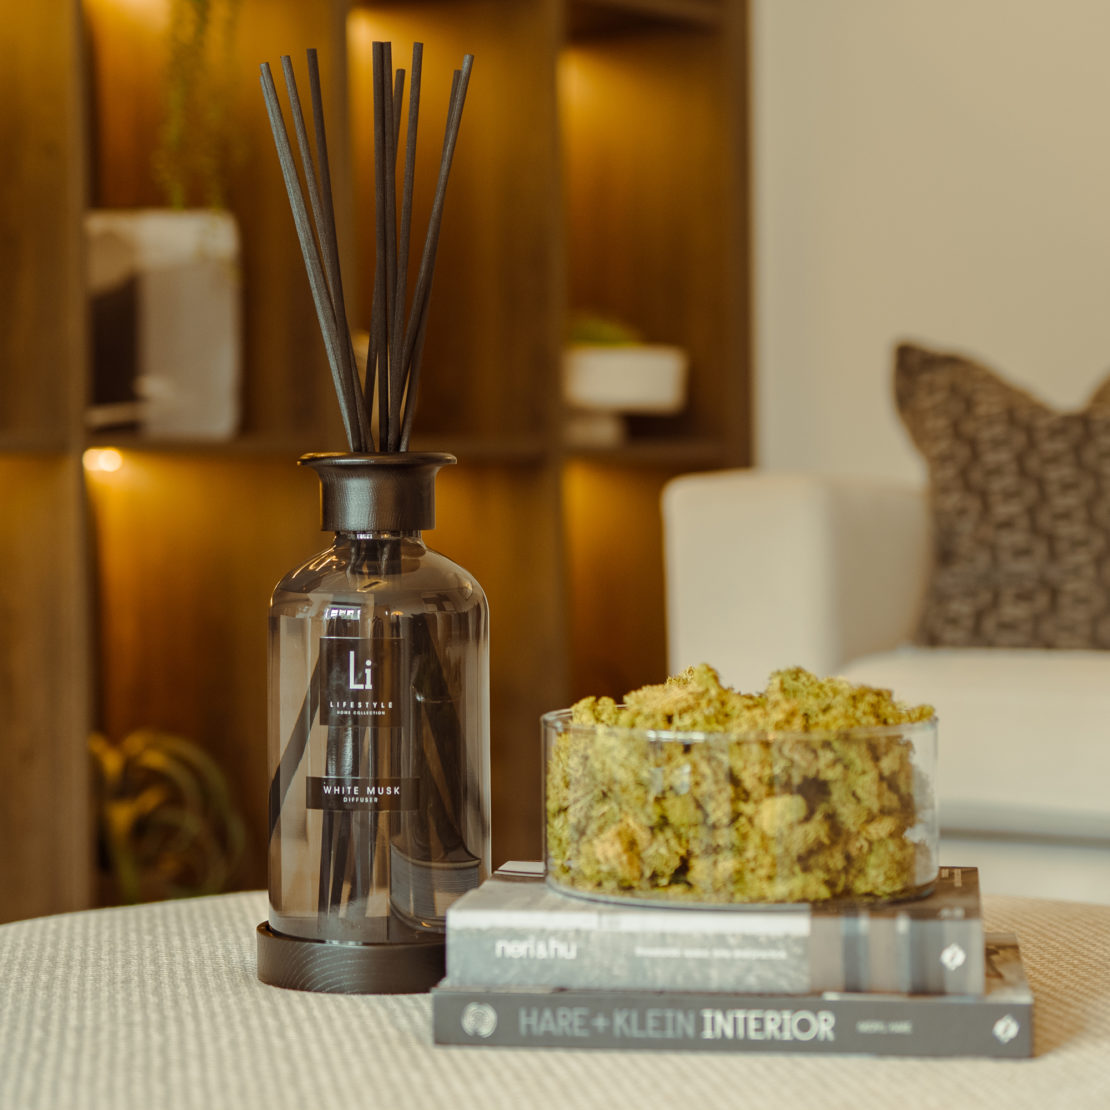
[319,635,405,727]
[306,776,418,812]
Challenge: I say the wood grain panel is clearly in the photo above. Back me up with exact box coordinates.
[432,461,568,865]
[570,0,724,37]
[561,22,748,455]
[0,0,91,923]
[83,0,168,208]
[0,1,86,436]
[0,457,90,922]
[230,1,351,440]
[0,0,751,917]
[562,461,679,700]
[87,453,322,889]
[348,1,563,443]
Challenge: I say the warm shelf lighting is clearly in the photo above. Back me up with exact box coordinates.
[91,0,166,23]
[83,447,124,474]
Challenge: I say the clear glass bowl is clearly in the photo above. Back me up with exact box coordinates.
[542,710,938,906]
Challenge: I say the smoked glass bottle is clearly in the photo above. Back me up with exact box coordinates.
[257,452,490,993]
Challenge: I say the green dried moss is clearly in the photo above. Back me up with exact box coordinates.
[546,665,935,904]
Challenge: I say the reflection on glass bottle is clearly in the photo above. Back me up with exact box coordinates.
[263,453,489,989]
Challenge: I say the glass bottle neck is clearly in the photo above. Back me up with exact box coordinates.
[334,530,423,542]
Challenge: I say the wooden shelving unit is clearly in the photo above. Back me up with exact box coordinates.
[0,0,749,921]
[0,3,91,925]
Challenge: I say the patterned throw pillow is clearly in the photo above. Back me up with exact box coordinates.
[894,342,1110,648]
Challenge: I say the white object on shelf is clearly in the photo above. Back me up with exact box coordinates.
[562,344,688,414]
[561,409,626,449]
[85,209,241,439]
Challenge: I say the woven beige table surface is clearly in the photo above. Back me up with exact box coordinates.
[0,891,1107,1110]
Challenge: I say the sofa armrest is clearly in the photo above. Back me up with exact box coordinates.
[662,470,931,689]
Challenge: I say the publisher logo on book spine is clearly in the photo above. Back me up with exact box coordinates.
[461,1003,498,1038]
[992,1014,1021,1045]
[940,942,967,972]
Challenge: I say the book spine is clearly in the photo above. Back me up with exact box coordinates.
[431,985,1032,1058]
[445,915,984,995]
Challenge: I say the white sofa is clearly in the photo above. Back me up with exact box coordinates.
[662,470,1110,904]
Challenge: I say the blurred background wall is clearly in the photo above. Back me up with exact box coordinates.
[752,0,1110,479]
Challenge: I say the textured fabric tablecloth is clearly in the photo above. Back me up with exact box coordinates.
[1,892,1107,1110]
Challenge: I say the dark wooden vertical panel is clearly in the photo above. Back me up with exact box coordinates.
[561,13,749,458]
[348,1,564,442]
[562,461,674,700]
[0,458,91,922]
[432,461,569,866]
[0,0,91,923]
[0,0,87,438]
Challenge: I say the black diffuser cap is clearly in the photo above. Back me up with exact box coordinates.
[300,452,456,533]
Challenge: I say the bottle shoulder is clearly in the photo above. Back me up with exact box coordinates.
[272,539,486,611]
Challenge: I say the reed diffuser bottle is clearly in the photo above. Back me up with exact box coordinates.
[261,454,489,991]
[256,43,485,991]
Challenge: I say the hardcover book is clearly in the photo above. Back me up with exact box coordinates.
[432,934,1032,1058]
[444,862,984,995]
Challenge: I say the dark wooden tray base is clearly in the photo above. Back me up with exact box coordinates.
[256,921,445,994]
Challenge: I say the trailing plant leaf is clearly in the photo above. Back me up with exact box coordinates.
[153,0,244,208]
[566,312,642,346]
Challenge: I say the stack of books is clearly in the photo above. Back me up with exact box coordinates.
[431,863,1033,1057]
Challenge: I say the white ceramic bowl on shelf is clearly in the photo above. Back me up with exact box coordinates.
[562,344,689,414]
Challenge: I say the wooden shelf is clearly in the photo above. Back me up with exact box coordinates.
[569,0,725,37]
[560,19,748,449]
[1,0,749,914]
[411,436,551,466]
[0,433,72,455]
[82,432,551,467]
[561,436,733,467]
[348,0,724,31]
[347,4,563,446]
[82,432,725,471]
[0,3,91,925]
[84,432,335,458]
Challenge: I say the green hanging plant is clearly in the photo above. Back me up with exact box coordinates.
[89,727,247,904]
[565,310,643,346]
[152,0,244,209]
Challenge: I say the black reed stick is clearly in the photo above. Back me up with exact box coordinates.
[259,62,359,451]
[399,56,472,448]
[370,42,391,452]
[306,50,373,452]
[394,44,422,430]
[261,44,473,453]
[277,56,367,454]
[380,44,402,447]
[360,44,474,451]
[267,656,320,841]
[392,69,406,152]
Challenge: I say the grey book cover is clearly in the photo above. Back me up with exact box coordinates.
[432,933,1032,1058]
[445,863,984,995]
